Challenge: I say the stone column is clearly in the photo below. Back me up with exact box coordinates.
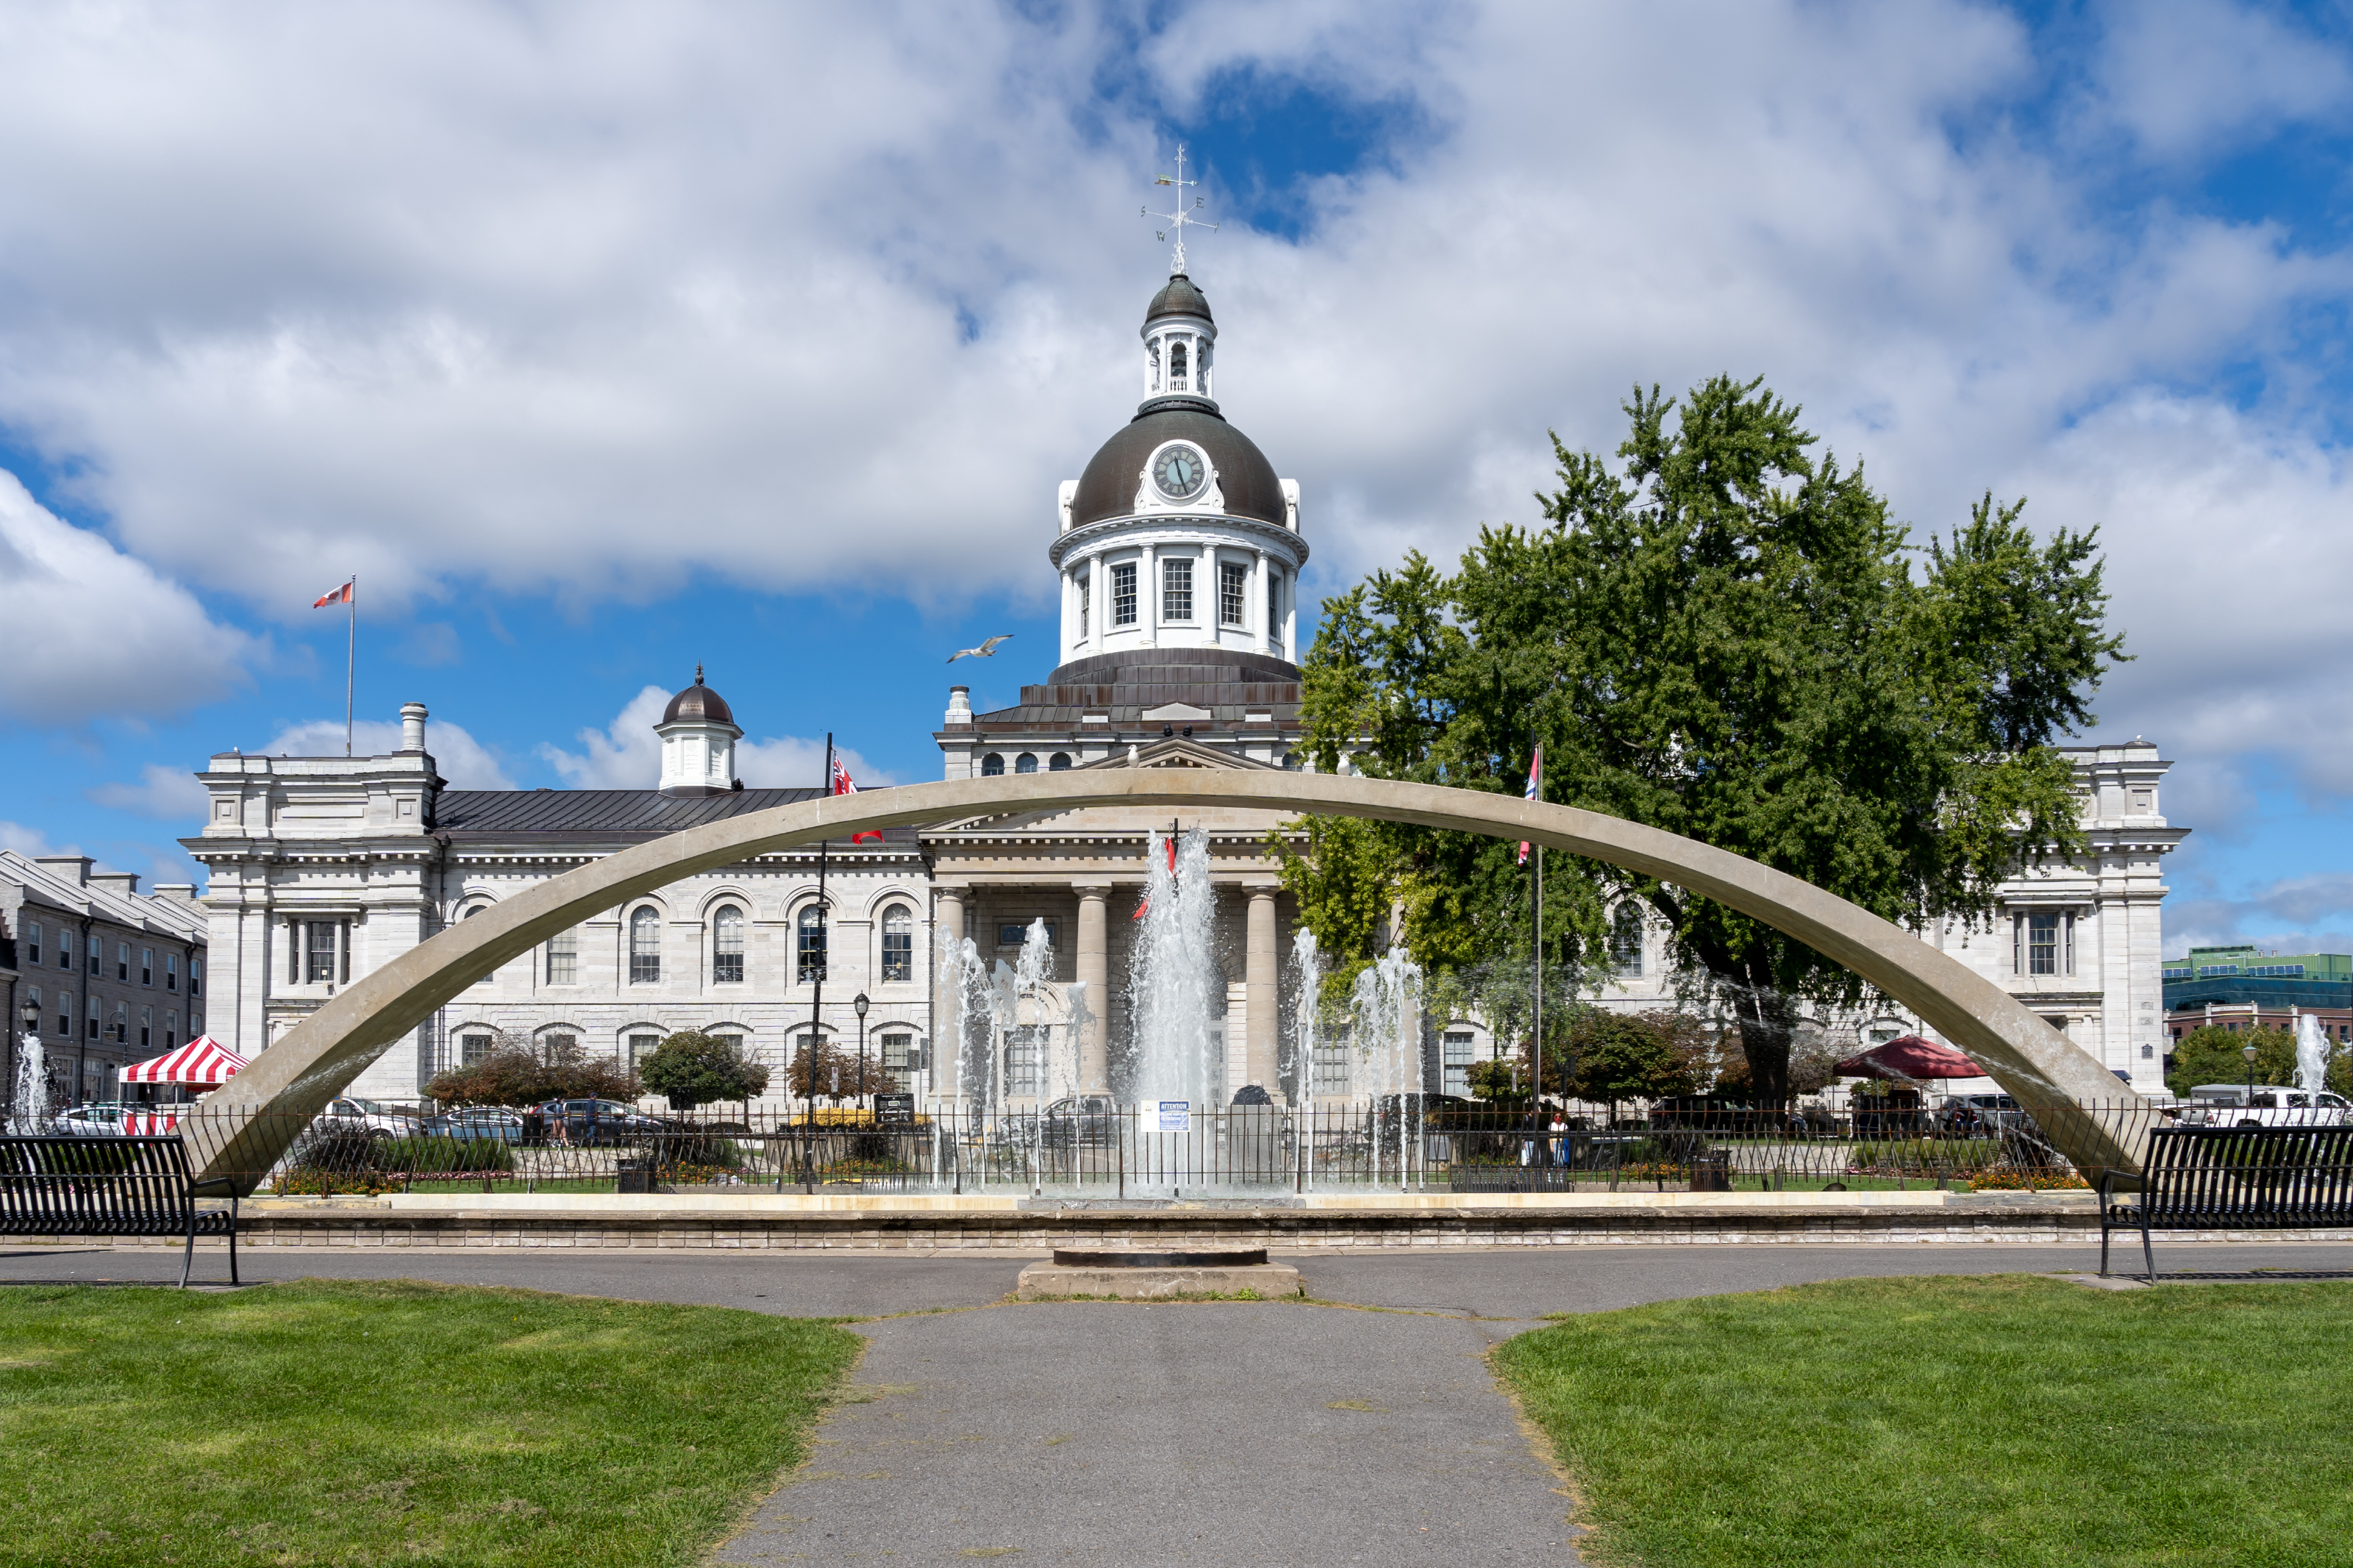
[933,888,965,1101]
[1072,884,1110,1095]
[1141,543,1158,648]
[1245,882,1279,1095]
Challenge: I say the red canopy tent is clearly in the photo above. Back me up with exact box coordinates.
[1834,1035,1985,1081]
[120,1035,247,1086]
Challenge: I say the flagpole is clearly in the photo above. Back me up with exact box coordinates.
[803,731,832,1194]
[345,575,357,758]
[1533,845,1544,1108]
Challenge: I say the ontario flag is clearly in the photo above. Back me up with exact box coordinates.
[1518,746,1543,866]
[832,756,884,844]
[312,580,353,608]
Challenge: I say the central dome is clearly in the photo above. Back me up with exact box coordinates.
[1068,398,1287,529]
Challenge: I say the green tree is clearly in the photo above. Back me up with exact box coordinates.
[784,1034,897,1105]
[1263,813,1401,1008]
[1568,1010,1702,1105]
[638,1030,771,1111]
[1299,376,2125,1100]
[2166,1025,2296,1098]
[424,1031,638,1107]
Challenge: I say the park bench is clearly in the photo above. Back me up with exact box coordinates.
[2101,1124,2353,1279]
[0,1135,240,1287]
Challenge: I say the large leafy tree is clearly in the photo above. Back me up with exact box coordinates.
[1298,376,2126,1100]
[639,1030,771,1111]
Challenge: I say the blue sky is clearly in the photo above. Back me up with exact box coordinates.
[3,1,2352,957]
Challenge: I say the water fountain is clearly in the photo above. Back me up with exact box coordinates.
[1351,949,1425,1189]
[1124,827,1221,1108]
[8,1024,47,1134]
[2296,1012,2332,1105]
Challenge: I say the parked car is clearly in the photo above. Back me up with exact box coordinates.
[43,1102,132,1136]
[1936,1092,2029,1135]
[421,1106,526,1145]
[1852,1089,1927,1136]
[534,1098,665,1146]
[1649,1096,1809,1134]
[319,1096,418,1139]
[1040,1095,1121,1148]
[2176,1086,2352,1128]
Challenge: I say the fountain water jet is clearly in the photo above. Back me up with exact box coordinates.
[2296,1012,2332,1104]
[8,1026,47,1134]
[1351,948,1424,1189]
[1124,827,1221,1108]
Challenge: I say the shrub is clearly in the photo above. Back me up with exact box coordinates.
[640,1031,771,1111]
[424,1031,638,1107]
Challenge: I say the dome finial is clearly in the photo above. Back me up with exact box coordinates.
[694,661,704,686]
[1143,141,1217,277]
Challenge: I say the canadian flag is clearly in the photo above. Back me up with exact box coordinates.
[1131,834,1179,919]
[832,756,884,843]
[312,580,353,608]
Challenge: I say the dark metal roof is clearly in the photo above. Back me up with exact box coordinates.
[433,788,917,845]
[961,648,1304,734]
[1146,273,1213,325]
[1070,403,1285,529]
[661,671,737,728]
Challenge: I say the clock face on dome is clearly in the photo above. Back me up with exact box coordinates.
[1151,443,1210,502]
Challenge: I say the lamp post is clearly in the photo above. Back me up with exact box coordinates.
[2243,1041,2259,1106]
[854,992,871,1111]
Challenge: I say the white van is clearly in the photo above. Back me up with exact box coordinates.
[2176,1086,2351,1127]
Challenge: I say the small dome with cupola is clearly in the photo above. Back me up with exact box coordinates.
[656,664,743,797]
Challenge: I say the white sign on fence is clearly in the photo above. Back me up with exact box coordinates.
[1154,1100,1192,1133]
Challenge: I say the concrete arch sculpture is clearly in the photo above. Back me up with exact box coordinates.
[195,770,2154,1186]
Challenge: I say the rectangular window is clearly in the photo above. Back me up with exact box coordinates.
[882,923,913,982]
[190,958,202,998]
[166,953,179,992]
[1078,572,1090,639]
[545,928,578,985]
[24,923,38,966]
[57,993,71,1038]
[460,1033,493,1066]
[1112,562,1138,626]
[140,1005,152,1048]
[628,1034,661,1070]
[141,948,153,987]
[118,942,130,981]
[89,934,101,971]
[304,920,339,984]
[1443,1030,1476,1096]
[540,1032,578,1063]
[87,996,99,1039]
[797,913,827,984]
[2028,912,2060,976]
[113,1003,129,1042]
[165,1010,177,1048]
[1004,1025,1045,1096]
[882,1032,913,1071]
[1163,556,1193,621]
[1219,560,1247,626]
[1313,1038,1352,1098]
[1267,571,1281,641]
[996,921,1058,948]
[712,917,744,984]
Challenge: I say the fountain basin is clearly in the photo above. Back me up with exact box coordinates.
[1017,1247,1303,1300]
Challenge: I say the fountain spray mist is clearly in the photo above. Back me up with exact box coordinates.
[1126,827,1220,1106]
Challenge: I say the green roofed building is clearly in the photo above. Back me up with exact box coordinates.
[2163,945,2352,1042]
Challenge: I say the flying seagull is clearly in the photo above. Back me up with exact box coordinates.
[947,634,1014,664]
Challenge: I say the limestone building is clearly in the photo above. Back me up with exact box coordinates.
[184,681,934,1108]
[2,851,209,1108]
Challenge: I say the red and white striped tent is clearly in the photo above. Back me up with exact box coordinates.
[120,1035,248,1086]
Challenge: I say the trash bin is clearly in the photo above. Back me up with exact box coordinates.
[615,1156,654,1195]
[1688,1150,1732,1192]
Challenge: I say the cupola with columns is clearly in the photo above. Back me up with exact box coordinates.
[655,665,743,797]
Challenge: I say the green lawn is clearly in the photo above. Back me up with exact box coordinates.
[1495,1275,2353,1568]
[0,1279,860,1567]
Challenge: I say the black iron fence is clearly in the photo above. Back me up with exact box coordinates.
[48,1098,2210,1197]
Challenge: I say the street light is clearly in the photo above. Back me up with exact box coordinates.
[2243,1041,2259,1106]
[15,998,40,1127]
[853,992,871,1111]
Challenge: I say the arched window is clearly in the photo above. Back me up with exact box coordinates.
[629,906,662,984]
[712,903,745,984]
[1049,753,1072,771]
[797,905,827,984]
[1610,903,1643,977]
[1170,339,1189,392]
[1015,753,1039,775]
[882,904,914,981]
[981,753,1005,776]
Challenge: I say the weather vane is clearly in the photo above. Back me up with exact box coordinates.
[1143,142,1217,276]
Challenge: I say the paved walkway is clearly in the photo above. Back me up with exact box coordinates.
[7,1242,2349,1564]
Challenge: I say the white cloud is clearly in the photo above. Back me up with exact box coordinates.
[0,470,252,724]
[255,717,514,790]
[540,685,896,791]
[0,822,75,857]
[90,763,209,823]
[0,1,2346,818]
